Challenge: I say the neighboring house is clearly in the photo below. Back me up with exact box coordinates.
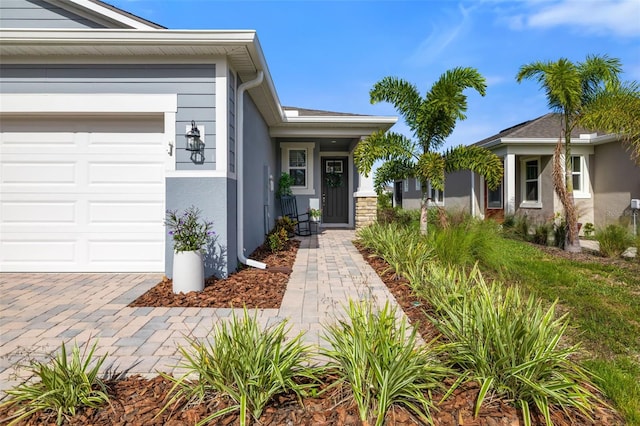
[0,0,396,276]
[394,113,639,231]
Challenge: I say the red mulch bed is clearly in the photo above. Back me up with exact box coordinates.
[0,239,627,425]
[128,240,300,309]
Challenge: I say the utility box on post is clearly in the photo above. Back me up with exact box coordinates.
[631,199,640,210]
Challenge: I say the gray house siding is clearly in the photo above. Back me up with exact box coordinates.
[243,93,276,256]
[593,141,640,228]
[445,170,472,213]
[1,0,106,29]
[0,63,216,171]
[165,177,233,278]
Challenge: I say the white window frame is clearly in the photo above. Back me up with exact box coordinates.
[570,155,591,199]
[415,177,421,191]
[427,182,444,206]
[520,157,542,208]
[280,142,315,195]
[403,179,409,192]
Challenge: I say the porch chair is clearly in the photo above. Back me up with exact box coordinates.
[279,195,311,236]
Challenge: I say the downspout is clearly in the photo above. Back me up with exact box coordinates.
[237,70,267,269]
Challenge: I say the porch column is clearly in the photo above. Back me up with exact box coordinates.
[354,170,377,229]
[505,154,516,215]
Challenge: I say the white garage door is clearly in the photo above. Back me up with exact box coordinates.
[0,115,166,272]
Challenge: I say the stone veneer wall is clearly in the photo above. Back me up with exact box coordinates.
[355,196,377,229]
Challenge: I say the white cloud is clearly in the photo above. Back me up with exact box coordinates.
[407,3,473,67]
[523,0,640,37]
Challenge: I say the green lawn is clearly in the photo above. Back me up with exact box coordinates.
[488,237,640,425]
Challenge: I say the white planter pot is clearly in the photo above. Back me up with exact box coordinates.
[172,250,204,293]
[311,216,320,222]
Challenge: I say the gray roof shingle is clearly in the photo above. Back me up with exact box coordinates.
[474,113,603,146]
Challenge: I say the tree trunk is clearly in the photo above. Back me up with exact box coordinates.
[420,189,429,235]
[552,135,582,253]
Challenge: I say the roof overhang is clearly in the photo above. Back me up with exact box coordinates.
[0,28,397,133]
[271,116,397,138]
[478,133,620,150]
[46,0,164,29]
[0,28,284,125]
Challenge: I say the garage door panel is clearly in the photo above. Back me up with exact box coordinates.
[89,239,164,263]
[1,201,76,224]
[0,114,166,272]
[2,160,77,185]
[2,240,76,263]
[89,162,164,186]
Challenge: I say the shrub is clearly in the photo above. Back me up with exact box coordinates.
[1,341,110,426]
[322,300,448,426]
[267,227,288,253]
[596,224,634,258]
[160,308,317,426]
[427,267,598,426]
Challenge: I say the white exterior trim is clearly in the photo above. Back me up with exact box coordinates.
[520,157,542,209]
[61,0,161,29]
[216,58,230,178]
[165,170,228,178]
[505,154,516,214]
[280,142,315,195]
[0,93,177,114]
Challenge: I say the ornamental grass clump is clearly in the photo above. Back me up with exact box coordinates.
[428,267,598,426]
[160,308,318,426]
[596,224,634,258]
[165,206,214,252]
[322,300,449,426]
[356,222,433,281]
[0,340,110,426]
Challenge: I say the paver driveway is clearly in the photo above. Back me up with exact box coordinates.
[0,230,404,393]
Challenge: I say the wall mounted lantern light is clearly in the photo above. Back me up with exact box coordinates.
[185,120,201,151]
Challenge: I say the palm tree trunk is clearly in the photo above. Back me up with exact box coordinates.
[553,138,581,253]
[420,190,429,236]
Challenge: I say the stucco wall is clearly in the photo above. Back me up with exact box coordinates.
[515,155,554,223]
[593,141,640,228]
[165,177,231,278]
[444,170,472,213]
[242,91,276,256]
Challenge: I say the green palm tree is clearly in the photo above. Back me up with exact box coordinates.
[516,54,630,252]
[354,68,503,235]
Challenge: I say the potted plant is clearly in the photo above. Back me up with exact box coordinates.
[308,207,322,222]
[165,206,214,293]
[277,172,295,198]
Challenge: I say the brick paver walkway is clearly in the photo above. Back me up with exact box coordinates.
[0,230,403,394]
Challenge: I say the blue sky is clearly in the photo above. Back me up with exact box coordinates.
[110,0,639,149]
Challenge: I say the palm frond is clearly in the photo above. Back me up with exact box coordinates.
[370,76,422,132]
[443,145,504,190]
[373,159,416,192]
[416,152,446,191]
[354,130,415,176]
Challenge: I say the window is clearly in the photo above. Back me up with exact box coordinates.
[570,156,581,191]
[281,143,315,195]
[403,179,408,192]
[521,158,541,207]
[415,178,421,191]
[570,155,590,198]
[427,182,444,205]
[288,149,307,186]
[487,182,503,209]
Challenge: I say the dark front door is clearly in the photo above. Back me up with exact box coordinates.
[322,157,349,223]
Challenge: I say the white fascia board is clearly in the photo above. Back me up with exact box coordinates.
[285,116,397,126]
[55,0,160,29]
[0,93,177,113]
[0,29,258,46]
